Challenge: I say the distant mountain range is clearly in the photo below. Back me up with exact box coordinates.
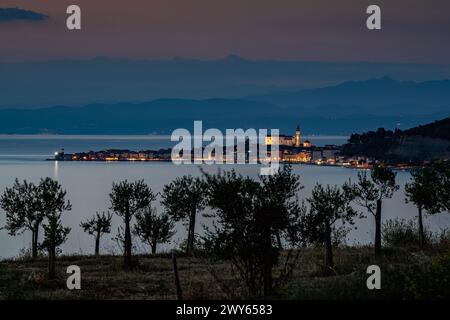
[248,77,450,116]
[0,77,448,135]
[1,56,450,109]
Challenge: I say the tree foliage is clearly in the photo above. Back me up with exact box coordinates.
[37,178,72,279]
[110,180,155,270]
[80,211,113,256]
[162,175,206,255]
[405,163,449,247]
[40,214,71,279]
[344,165,399,255]
[203,165,305,297]
[303,183,357,271]
[0,179,42,258]
[1,177,72,261]
[433,161,450,212]
[134,207,175,254]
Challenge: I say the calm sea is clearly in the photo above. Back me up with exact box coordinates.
[0,135,449,258]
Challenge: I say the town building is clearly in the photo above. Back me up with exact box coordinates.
[283,151,311,163]
[265,125,310,147]
[303,140,311,148]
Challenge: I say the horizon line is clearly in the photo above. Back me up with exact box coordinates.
[2,54,450,67]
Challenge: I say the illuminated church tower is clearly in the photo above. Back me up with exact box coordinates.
[294,125,301,147]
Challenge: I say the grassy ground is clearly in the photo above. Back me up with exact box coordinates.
[1,245,449,300]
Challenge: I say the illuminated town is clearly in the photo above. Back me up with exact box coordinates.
[51,126,374,168]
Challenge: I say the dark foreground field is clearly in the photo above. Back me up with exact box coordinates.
[1,245,449,300]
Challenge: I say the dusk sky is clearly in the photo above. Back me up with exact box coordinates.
[0,0,450,63]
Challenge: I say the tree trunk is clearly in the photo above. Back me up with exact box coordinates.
[263,259,272,297]
[48,246,56,279]
[375,199,382,256]
[124,213,132,270]
[418,205,425,249]
[151,240,157,255]
[263,228,273,297]
[32,226,39,259]
[95,231,101,256]
[324,221,333,272]
[186,219,193,255]
[186,209,196,255]
[172,252,183,300]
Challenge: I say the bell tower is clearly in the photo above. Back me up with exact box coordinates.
[295,125,301,147]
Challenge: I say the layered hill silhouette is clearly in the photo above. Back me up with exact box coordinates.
[403,117,450,141]
[343,117,450,162]
[0,77,448,135]
[2,56,450,109]
[249,77,450,116]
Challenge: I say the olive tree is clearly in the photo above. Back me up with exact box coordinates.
[345,165,399,256]
[405,167,442,248]
[260,164,304,249]
[162,176,206,255]
[1,179,42,258]
[80,211,113,256]
[41,214,71,279]
[37,178,72,279]
[304,184,357,272]
[110,180,155,270]
[203,166,305,297]
[134,207,175,254]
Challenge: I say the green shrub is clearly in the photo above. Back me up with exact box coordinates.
[403,251,450,299]
[382,218,430,247]
[435,229,450,248]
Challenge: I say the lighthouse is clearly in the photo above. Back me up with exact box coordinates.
[295,125,301,147]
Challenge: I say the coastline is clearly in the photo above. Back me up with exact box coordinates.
[45,157,415,171]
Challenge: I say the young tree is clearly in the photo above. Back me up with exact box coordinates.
[203,166,305,297]
[260,164,304,249]
[345,165,399,256]
[405,167,442,248]
[258,165,304,294]
[110,180,155,270]
[80,211,113,256]
[36,178,72,279]
[1,179,42,259]
[134,207,175,254]
[162,176,206,255]
[305,184,357,272]
[41,213,71,279]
